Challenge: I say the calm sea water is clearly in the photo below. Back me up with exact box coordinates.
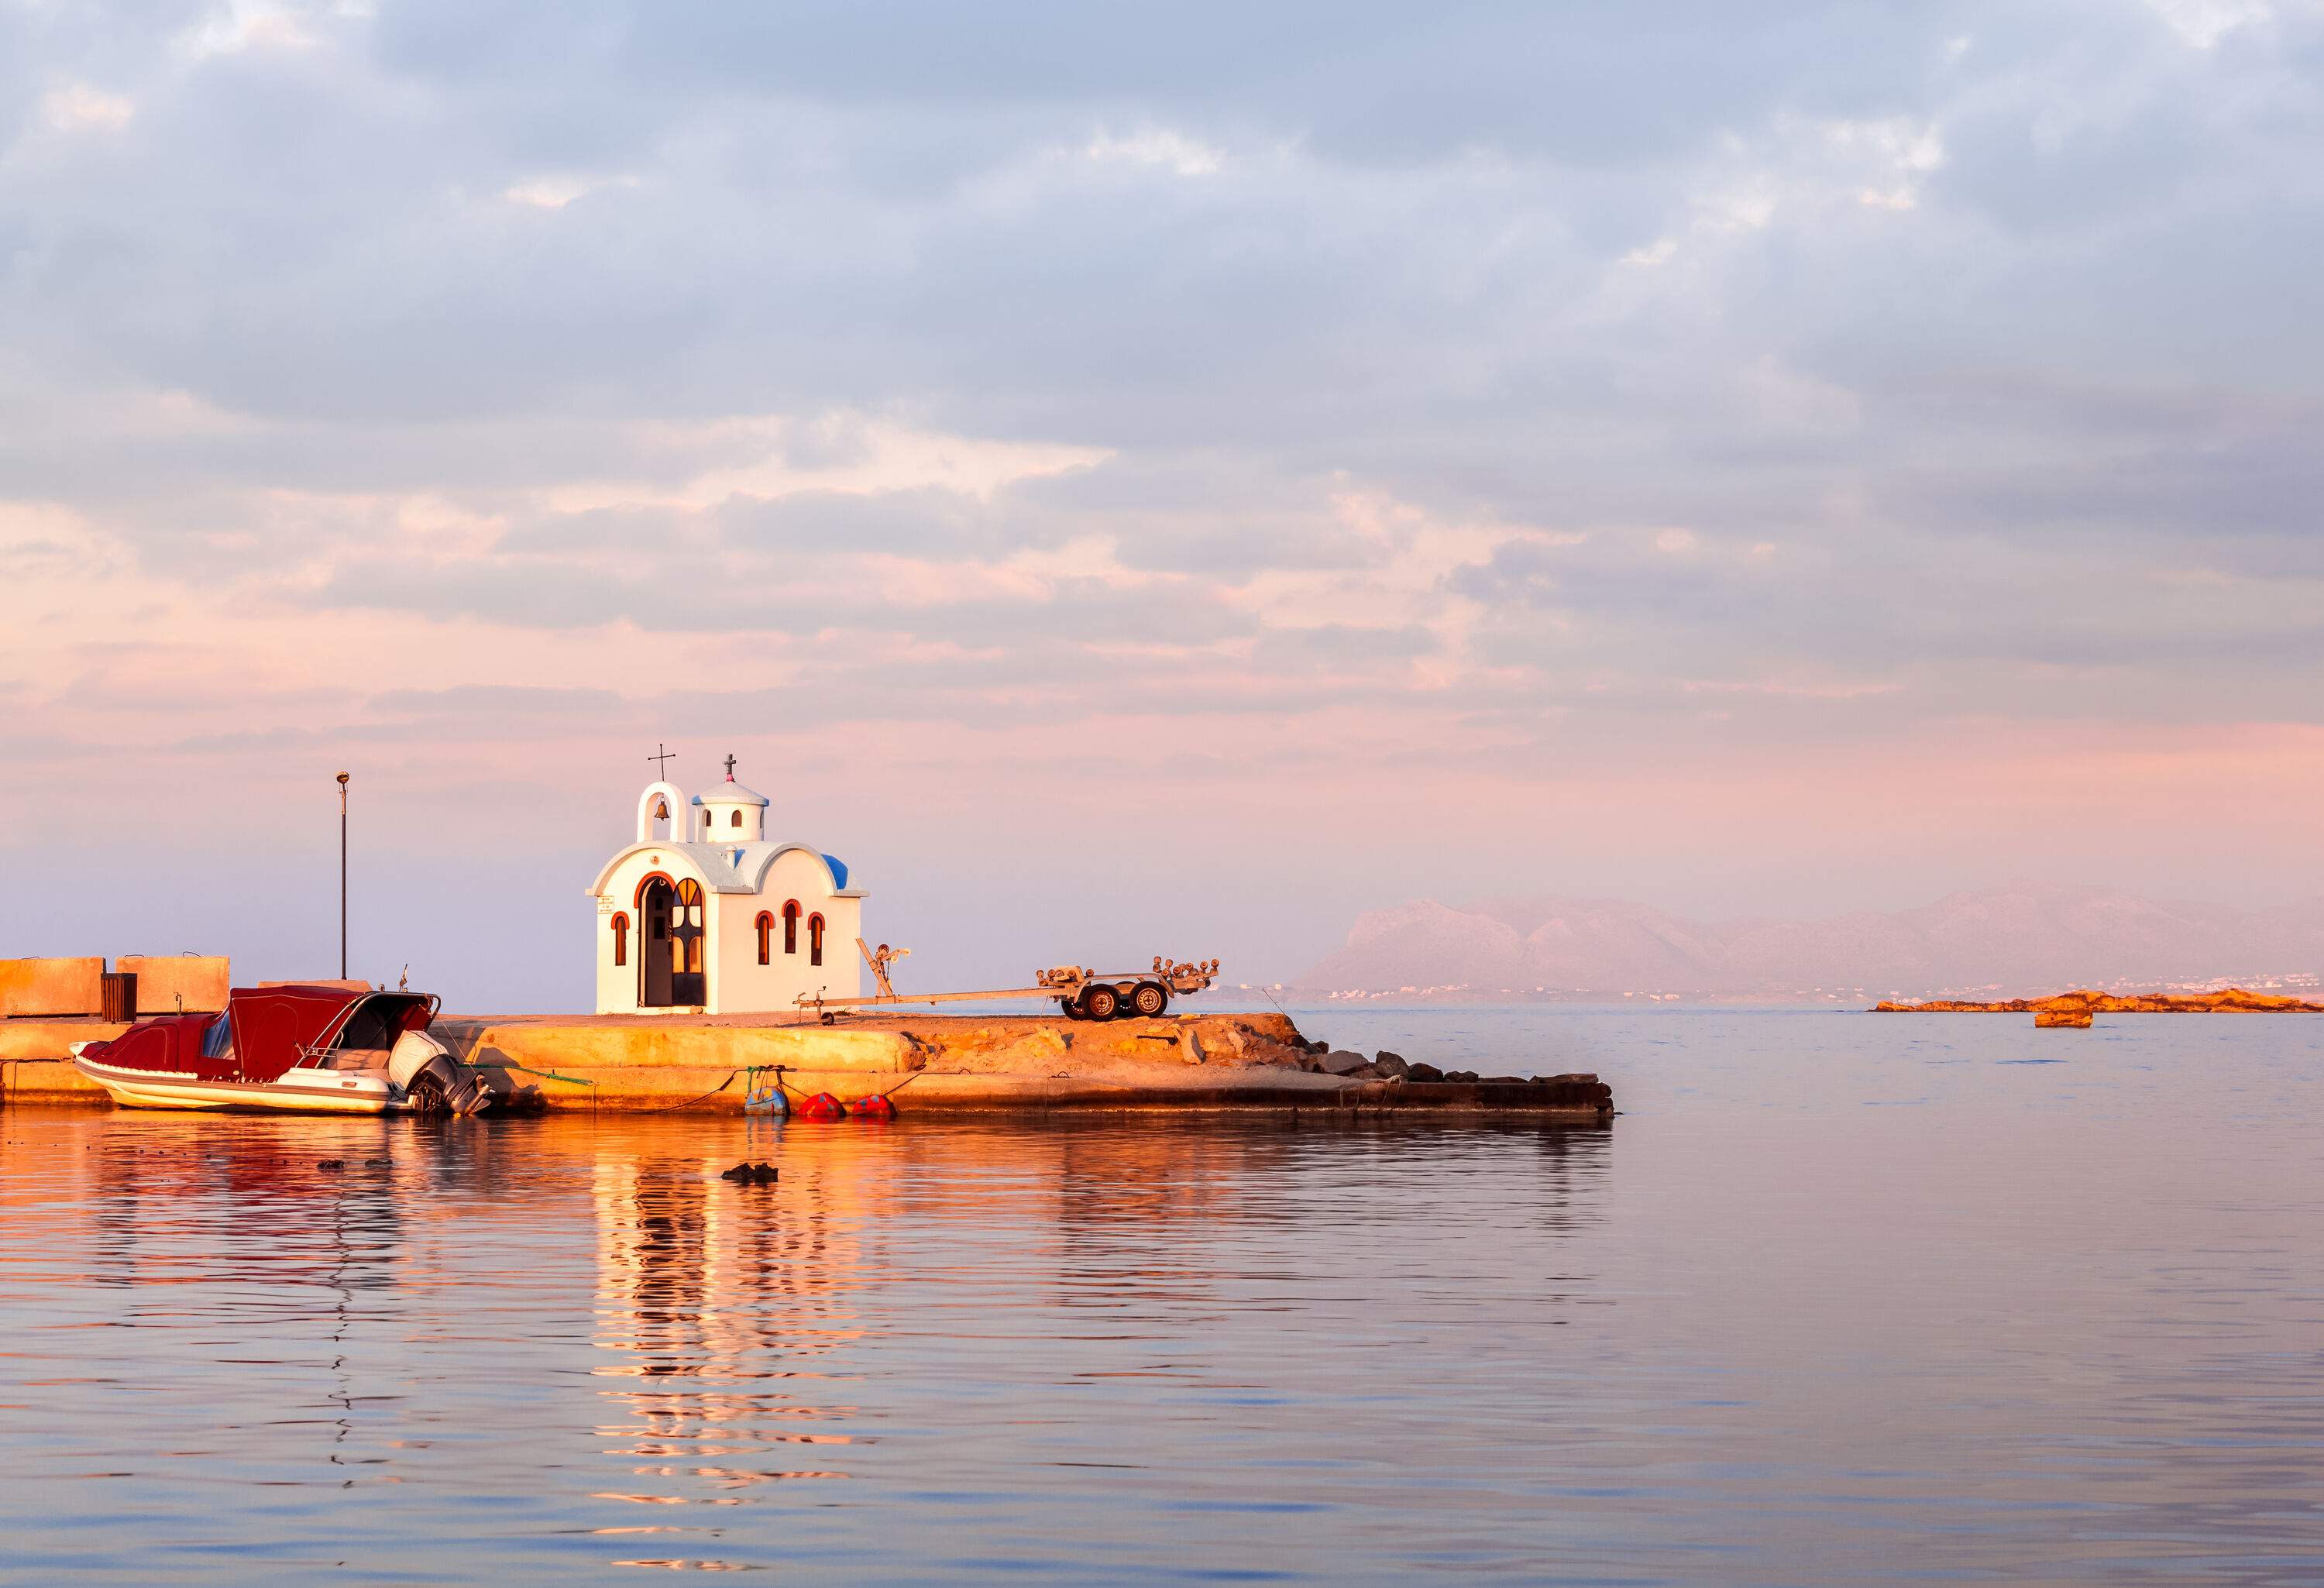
[3,1007,2321,1586]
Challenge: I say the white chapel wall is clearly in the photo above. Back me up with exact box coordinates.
[593,847,696,1016]
[591,837,863,1016]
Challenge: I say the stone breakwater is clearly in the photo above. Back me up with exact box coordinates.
[0,1010,1615,1121]
[1874,987,2324,1015]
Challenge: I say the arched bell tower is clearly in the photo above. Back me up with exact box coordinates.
[636,781,689,843]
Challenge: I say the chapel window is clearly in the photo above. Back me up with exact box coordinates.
[783,900,800,955]
[611,912,630,968]
[731,809,743,828]
[809,913,825,967]
[756,912,773,965]
[676,879,705,974]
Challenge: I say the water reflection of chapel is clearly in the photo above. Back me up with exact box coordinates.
[586,758,865,1015]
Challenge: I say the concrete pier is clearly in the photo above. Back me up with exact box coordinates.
[0,1009,1614,1122]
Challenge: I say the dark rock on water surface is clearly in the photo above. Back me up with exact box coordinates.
[1372,1053,1411,1078]
[316,1159,344,1172]
[1531,1074,1618,1109]
[720,1161,779,1185]
[1406,1062,1445,1082]
[1318,1050,1371,1075]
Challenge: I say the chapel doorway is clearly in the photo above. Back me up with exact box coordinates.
[638,877,706,1007]
[641,879,673,1005]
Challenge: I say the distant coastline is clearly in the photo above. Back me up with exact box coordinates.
[1875,988,2324,1015]
[1291,882,2324,1005]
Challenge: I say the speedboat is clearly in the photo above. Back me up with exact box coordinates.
[70,984,492,1114]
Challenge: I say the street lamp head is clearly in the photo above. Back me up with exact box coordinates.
[335,771,350,785]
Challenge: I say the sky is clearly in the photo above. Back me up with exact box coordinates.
[5,0,2323,1008]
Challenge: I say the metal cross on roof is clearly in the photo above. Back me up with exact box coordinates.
[648,743,676,778]
[724,754,737,780]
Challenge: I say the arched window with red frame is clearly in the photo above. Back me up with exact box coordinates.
[755,912,774,965]
[808,912,825,967]
[782,900,800,955]
[610,912,630,968]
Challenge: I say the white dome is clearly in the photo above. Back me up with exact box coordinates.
[693,780,768,808]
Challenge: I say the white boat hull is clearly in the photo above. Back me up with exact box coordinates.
[70,1051,400,1114]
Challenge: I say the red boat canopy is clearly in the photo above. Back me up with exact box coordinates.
[84,986,435,1082]
[225,986,364,1082]
[225,986,432,1082]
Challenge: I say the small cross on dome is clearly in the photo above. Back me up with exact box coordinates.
[723,754,737,781]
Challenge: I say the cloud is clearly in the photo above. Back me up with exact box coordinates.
[7,0,2324,998]
[2145,0,2276,48]
[501,173,639,210]
[1082,126,1226,177]
[41,84,136,132]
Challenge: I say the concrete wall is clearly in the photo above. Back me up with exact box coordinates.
[118,955,230,1013]
[0,957,105,1017]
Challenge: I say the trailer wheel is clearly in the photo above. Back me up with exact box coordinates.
[1081,984,1121,1021]
[1061,996,1085,1021]
[1132,981,1168,1017]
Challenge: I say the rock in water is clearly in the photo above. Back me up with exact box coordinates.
[1372,1053,1411,1078]
[1318,1050,1371,1075]
[1406,1062,1445,1082]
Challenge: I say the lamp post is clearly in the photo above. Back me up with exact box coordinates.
[336,772,350,981]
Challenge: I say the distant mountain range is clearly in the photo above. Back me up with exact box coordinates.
[1292,884,2324,1002]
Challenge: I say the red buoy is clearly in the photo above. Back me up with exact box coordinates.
[852,1093,896,1119]
[794,1091,847,1120]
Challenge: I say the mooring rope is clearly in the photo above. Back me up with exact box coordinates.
[638,1068,742,1113]
[497,1061,597,1088]
[772,1067,924,1099]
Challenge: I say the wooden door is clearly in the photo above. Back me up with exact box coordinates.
[641,878,675,1006]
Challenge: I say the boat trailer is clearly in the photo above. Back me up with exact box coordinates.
[799,940,1221,1023]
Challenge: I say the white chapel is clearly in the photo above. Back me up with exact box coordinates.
[586,757,865,1015]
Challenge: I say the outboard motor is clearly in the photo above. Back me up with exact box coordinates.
[388,1029,493,1115]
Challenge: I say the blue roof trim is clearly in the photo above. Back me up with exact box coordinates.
[821,854,849,889]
